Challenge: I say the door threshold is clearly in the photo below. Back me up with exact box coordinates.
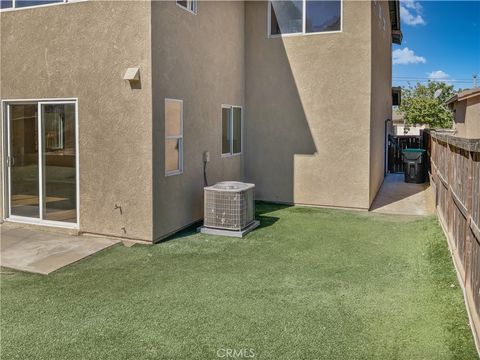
[3,218,79,235]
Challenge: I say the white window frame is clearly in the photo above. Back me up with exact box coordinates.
[1,98,80,229]
[221,104,242,158]
[176,0,197,15]
[0,0,85,12]
[267,0,343,38]
[165,98,184,176]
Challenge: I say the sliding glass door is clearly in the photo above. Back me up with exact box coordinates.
[8,104,40,218]
[6,100,78,226]
[41,103,77,223]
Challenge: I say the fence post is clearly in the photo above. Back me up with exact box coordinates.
[447,141,453,235]
[464,149,474,294]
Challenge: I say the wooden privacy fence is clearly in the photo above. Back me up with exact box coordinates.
[424,129,480,346]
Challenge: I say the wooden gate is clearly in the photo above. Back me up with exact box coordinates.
[388,135,422,173]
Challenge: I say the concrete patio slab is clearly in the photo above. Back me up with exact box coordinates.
[0,224,120,275]
[370,173,435,216]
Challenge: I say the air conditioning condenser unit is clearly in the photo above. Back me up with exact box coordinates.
[198,181,260,237]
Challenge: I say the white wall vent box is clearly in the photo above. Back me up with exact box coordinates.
[198,181,259,238]
[123,67,140,81]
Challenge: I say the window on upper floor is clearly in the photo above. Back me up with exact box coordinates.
[1,0,79,10]
[177,0,197,14]
[269,0,342,37]
[392,87,402,107]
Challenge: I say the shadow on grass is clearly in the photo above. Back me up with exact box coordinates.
[157,202,292,244]
[255,201,293,230]
[255,201,292,215]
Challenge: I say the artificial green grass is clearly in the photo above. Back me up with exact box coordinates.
[1,203,477,359]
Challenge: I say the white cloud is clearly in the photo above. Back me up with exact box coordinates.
[393,48,427,65]
[400,0,425,26]
[428,70,450,80]
[403,0,422,11]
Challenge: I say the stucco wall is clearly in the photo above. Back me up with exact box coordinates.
[151,1,245,240]
[369,0,392,206]
[0,1,154,240]
[244,1,372,209]
[453,100,467,136]
[465,96,480,138]
[452,95,480,139]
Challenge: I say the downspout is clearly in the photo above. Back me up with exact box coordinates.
[384,118,392,175]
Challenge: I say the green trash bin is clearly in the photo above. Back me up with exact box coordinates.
[402,148,426,184]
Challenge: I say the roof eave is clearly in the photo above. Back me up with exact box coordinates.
[389,0,402,45]
[392,30,403,45]
[445,95,458,106]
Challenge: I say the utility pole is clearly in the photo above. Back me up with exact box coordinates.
[474,74,478,88]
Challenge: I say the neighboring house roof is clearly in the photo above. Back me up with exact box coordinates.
[389,0,403,45]
[446,88,480,106]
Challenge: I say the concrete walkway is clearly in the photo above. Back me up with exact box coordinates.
[370,173,435,216]
[0,224,120,275]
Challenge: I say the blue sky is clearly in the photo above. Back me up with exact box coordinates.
[393,0,480,90]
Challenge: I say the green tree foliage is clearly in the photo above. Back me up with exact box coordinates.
[399,82,455,129]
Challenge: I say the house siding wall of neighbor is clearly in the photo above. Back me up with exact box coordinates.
[244,0,373,209]
[452,95,480,138]
[0,1,154,241]
[453,101,468,136]
[369,0,393,205]
[151,1,245,240]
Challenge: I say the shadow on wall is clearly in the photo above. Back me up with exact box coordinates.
[245,1,373,209]
[245,13,317,204]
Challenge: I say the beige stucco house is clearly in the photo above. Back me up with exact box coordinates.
[446,88,480,138]
[0,0,401,242]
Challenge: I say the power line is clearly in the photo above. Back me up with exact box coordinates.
[392,79,472,84]
[393,76,472,81]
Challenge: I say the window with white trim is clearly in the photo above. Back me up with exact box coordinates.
[165,99,183,175]
[176,0,196,14]
[222,105,242,156]
[269,0,342,36]
[0,0,78,10]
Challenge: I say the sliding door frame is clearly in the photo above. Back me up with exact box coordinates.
[1,98,79,229]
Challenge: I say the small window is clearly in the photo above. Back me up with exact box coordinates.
[1,0,13,9]
[177,0,196,14]
[392,87,401,107]
[1,0,75,10]
[270,1,303,35]
[305,0,341,33]
[269,0,342,36]
[222,105,242,156]
[16,0,63,8]
[165,99,183,175]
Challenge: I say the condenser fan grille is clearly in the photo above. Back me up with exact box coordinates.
[204,182,255,231]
